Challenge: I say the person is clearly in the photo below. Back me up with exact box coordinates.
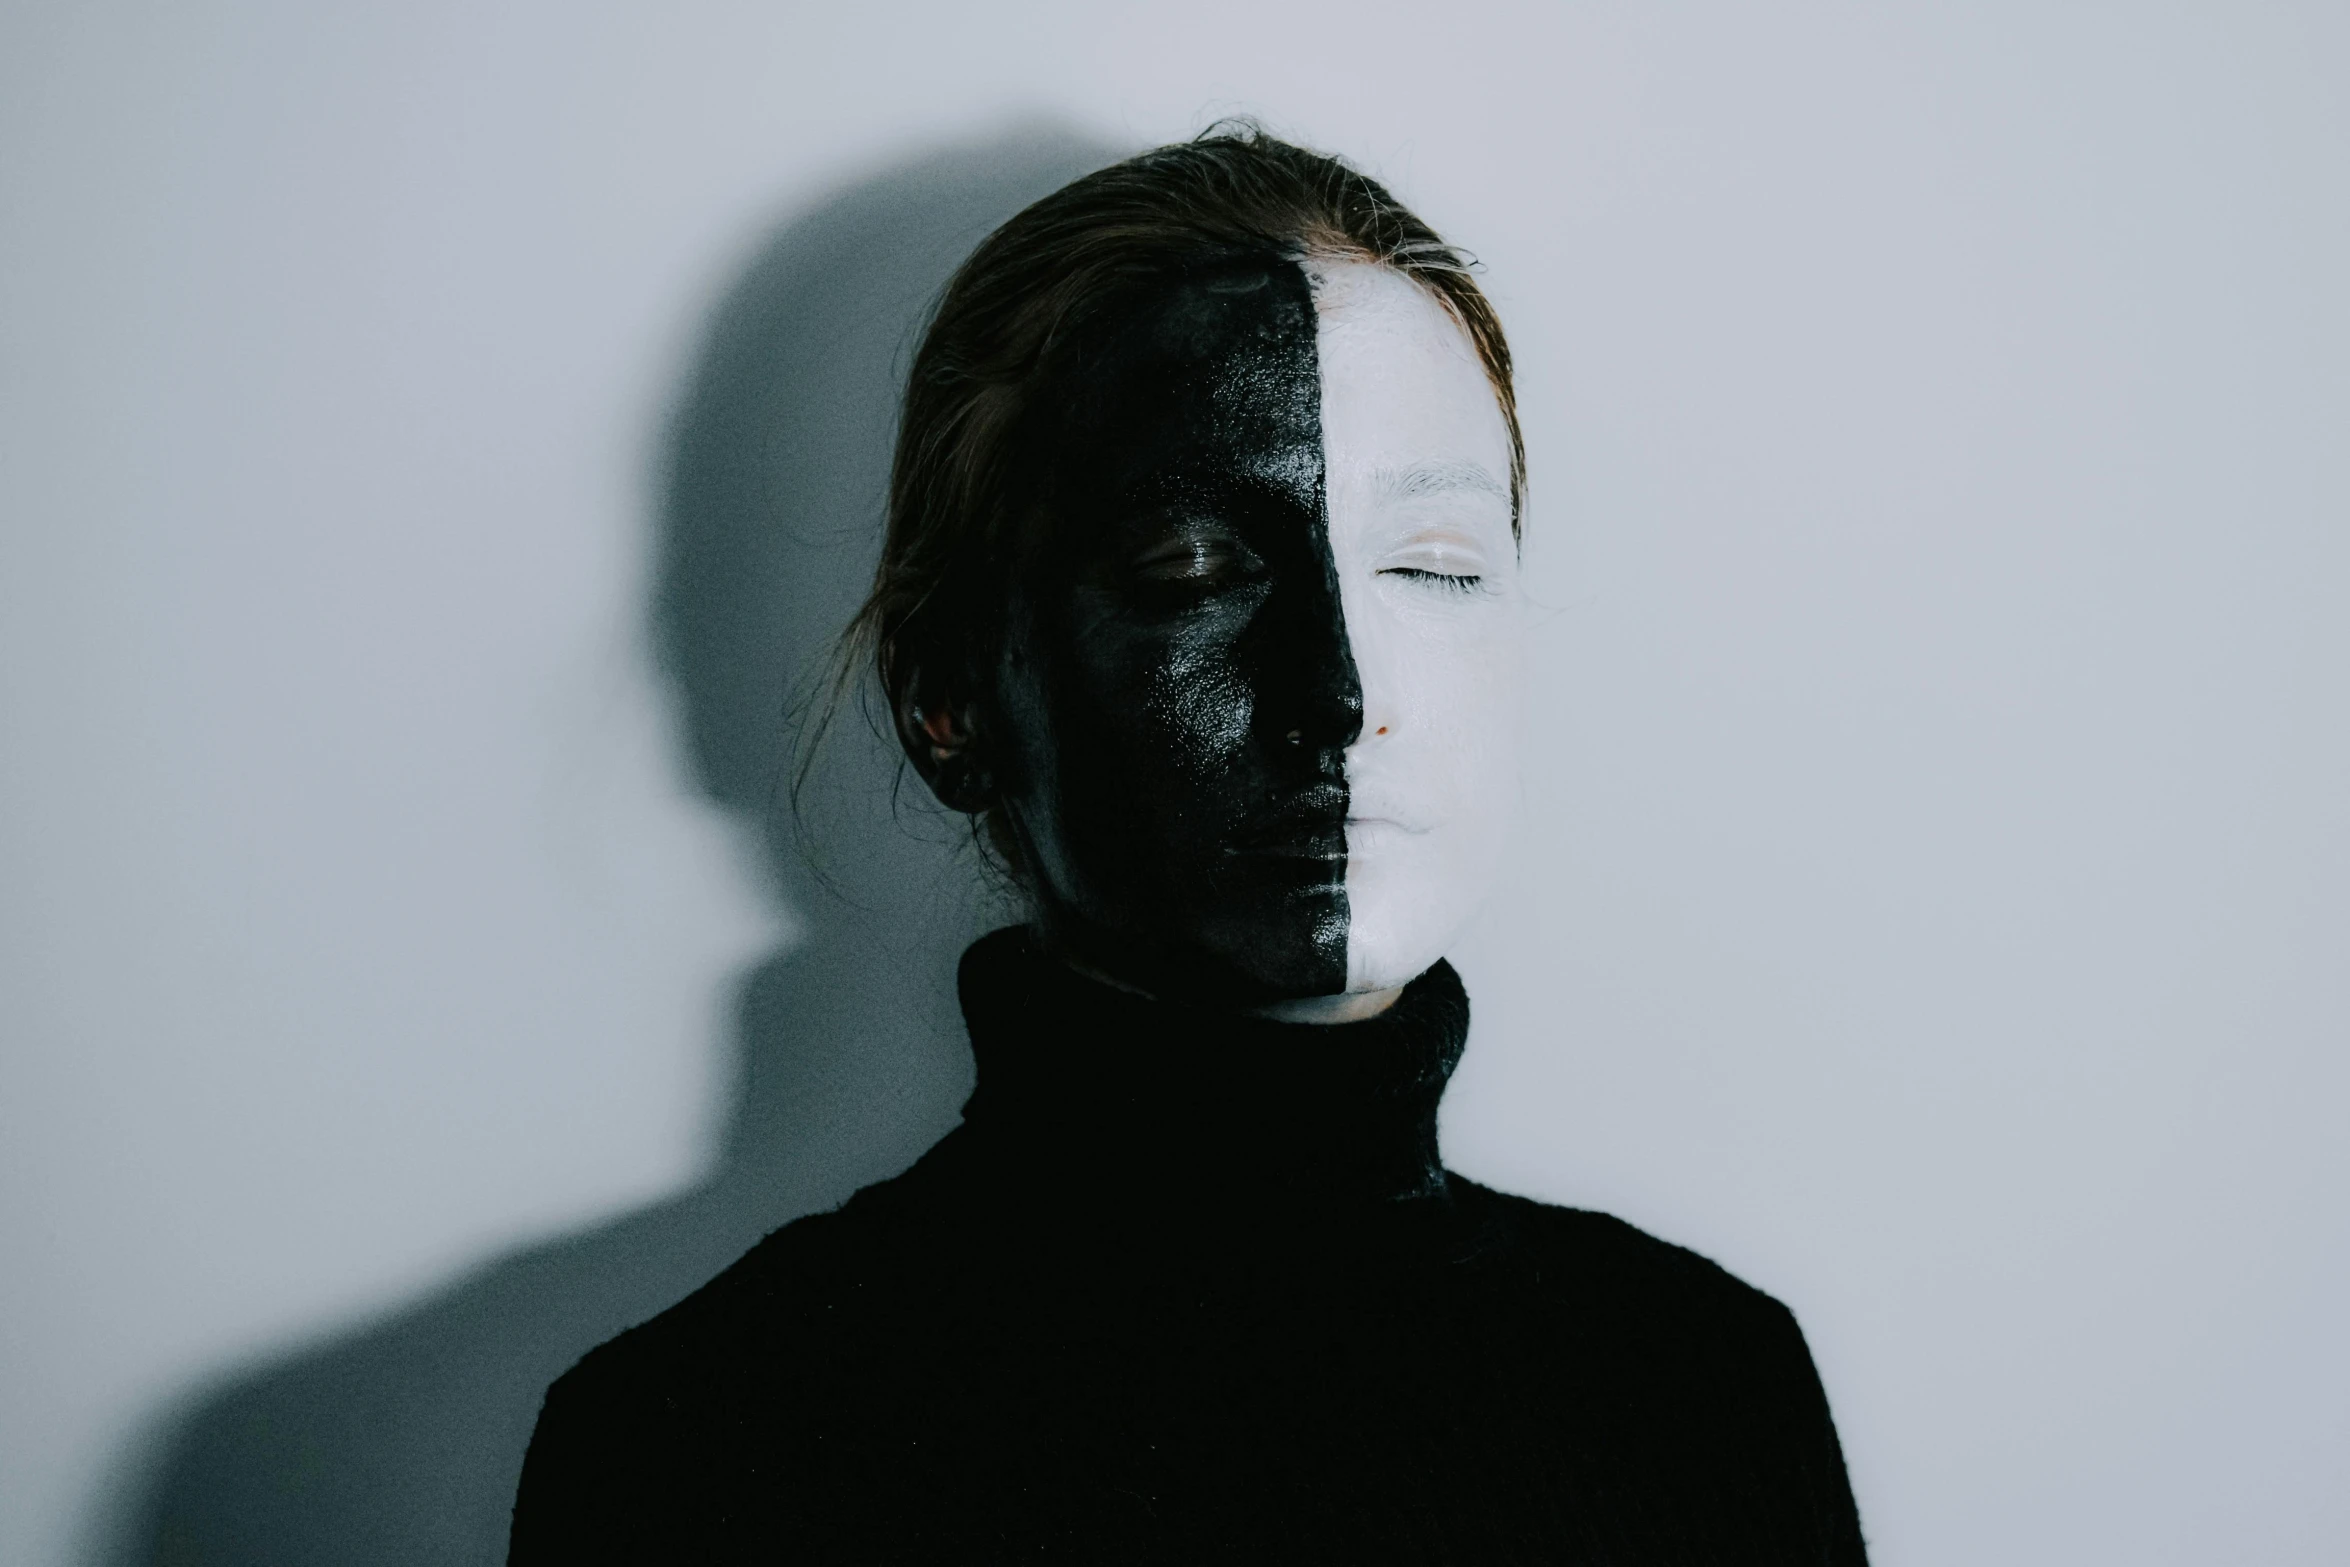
[509,125,1868,1564]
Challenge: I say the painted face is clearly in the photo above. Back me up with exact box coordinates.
[991,255,1522,1009]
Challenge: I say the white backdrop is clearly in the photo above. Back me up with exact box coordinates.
[4,4,2345,1563]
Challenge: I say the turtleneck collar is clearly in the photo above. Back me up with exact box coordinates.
[953,927,1468,1208]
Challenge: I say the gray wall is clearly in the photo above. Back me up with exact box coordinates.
[3,3,2344,1563]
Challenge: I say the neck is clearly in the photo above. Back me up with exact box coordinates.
[953,927,1468,1210]
[1042,936,1405,1026]
[1252,987,1405,1024]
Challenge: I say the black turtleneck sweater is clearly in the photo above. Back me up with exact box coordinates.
[510,931,1867,1564]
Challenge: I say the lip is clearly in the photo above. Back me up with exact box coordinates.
[1226,785,1347,859]
[1343,815,1431,835]
[1227,843,1344,863]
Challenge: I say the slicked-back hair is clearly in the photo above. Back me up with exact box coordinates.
[826,122,1524,838]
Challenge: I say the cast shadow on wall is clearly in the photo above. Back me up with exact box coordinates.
[91,124,1117,1567]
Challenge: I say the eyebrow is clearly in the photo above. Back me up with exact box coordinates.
[1369,459,1510,502]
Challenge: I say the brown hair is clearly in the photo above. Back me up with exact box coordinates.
[813,122,1523,842]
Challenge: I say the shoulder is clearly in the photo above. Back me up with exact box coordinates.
[1438,1177,1867,1561]
[511,1147,970,1556]
[544,1133,973,1416]
[1446,1174,1773,1293]
[1443,1173,1811,1354]
[1438,1174,1840,1447]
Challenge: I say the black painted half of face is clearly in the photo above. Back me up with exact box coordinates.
[993,255,1362,1003]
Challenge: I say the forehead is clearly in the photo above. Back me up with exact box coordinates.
[1043,256,1321,510]
[1027,256,1509,529]
[1309,262,1511,497]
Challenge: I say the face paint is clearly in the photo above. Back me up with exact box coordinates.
[994,255,1357,1003]
[991,256,1520,1010]
[1314,261,1524,997]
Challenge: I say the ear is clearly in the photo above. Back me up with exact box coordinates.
[893,663,994,815]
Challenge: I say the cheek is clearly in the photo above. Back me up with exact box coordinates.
[1140,633,1255,783]
[1065,595,1260,779]
[1340,595,1525,988]
[1358,589,1525,813]
[1402,630,1521,798]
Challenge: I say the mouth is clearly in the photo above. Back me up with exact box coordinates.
[1227,841,1344,863]
[1225,785,1348,861]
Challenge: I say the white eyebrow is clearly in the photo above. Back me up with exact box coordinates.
[1368,459,1510,502]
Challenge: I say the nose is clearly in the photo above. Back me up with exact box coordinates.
[1251,541,1363,768]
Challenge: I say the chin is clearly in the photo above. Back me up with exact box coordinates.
[1342,823,1496,994]
[1343,925,1452,995]
[1173,874,1349,1002]
[1341,892,1467,997]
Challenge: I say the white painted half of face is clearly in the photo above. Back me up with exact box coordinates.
[1311,260,1526,996]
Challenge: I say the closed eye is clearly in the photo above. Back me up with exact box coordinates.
[1133,532,1254,583]
[1380,566,1484,594]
